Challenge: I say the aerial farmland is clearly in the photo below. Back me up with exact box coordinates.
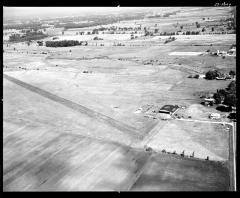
[3,6,236,191]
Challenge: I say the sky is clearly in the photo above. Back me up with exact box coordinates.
[3,7,147,20]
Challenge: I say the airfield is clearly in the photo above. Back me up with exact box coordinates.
[3,7,235,191]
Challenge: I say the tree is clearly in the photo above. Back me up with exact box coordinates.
[196,22,201,28]
[213,93,222,104]
[193,74,199,79]
[227,81,236,93]
[205,70,219,80]
[229,70,235,76]
[213,89,227,104]
[224,94,236,107]
[216,105,232,112]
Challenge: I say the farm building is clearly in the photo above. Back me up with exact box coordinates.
[158,105,179,115]
[204,98,215,106]
[216,76,226,80]
[198,74,205,79]
[204,98,215,102]
[209,113,221,120]
[157,113,172,120]
[227,48,236,56]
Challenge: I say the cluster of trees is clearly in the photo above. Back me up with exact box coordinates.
[76,32,84,35]
[93,36,103,40]
[205,70,235,80]
[144,31,154,36]
[205,70,220,80]
[9,31,47,42]
[45,40,87,47]
[188,74,199,79]
[164,36,176,44]
[89,26,142,35]
[37,41,43,46]
[93,26,141,32]
[196,22,201,28]
[213,81,236,107]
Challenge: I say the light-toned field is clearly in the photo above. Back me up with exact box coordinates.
[142,120,229,161]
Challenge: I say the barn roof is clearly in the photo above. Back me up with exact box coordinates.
[159,105,179,113]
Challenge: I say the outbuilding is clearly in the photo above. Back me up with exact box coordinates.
[209,113,221,119]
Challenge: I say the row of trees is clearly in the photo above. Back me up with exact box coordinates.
[146,31,201,36]
[92,26,141,33]
[45,40,87,47]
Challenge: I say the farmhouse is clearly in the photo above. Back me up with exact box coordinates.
[209,113,221,120]
[204,98,215,105]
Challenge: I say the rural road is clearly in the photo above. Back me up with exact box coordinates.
[3,73,142,140]
[232,121,236,191]
[175,117,233,125]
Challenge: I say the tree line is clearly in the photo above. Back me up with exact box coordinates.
[45,40,88,47]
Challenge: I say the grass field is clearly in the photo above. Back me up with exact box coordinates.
[131,153,229,191]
